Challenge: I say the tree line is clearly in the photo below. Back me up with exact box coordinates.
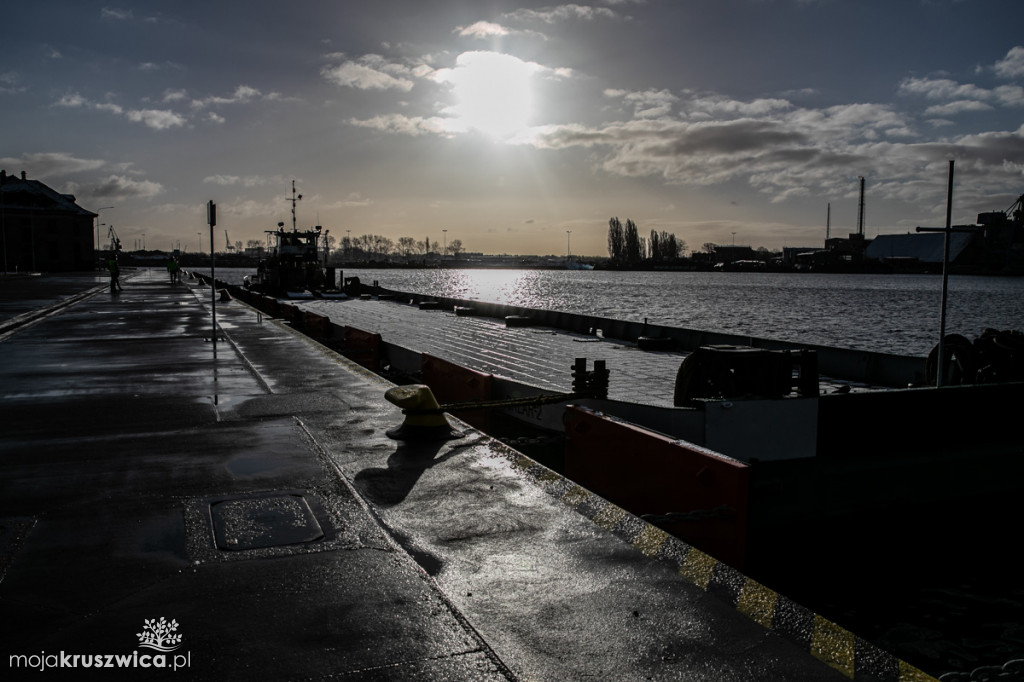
[607,217,686,265]
[247,234,465,260]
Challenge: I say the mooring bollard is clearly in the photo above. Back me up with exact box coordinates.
[383,384,461,441]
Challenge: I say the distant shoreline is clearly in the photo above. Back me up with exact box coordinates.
[100,250,1023,277]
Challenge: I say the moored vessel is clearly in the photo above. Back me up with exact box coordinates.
[244,181,330,297]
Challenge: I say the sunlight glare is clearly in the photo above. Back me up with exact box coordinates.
[437,51,539,141]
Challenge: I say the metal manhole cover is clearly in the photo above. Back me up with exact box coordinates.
[210,494,324,551]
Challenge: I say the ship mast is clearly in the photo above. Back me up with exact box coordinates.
[288,180,302,232]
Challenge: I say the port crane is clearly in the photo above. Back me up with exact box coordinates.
[224,230,235,252]
[106,225,122,252]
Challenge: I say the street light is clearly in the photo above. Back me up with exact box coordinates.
[566,230,572,259]
[442,229,447,259]
[95,206,114,250]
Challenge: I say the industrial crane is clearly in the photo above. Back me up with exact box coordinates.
[224,230,234,252]
[106,225,121,252]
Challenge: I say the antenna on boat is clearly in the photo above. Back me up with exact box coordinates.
[288,180,302,232]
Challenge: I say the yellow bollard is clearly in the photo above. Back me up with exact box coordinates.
[384,384,461,440]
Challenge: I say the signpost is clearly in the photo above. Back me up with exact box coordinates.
[207,200,217,358]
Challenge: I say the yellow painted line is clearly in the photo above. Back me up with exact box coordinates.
[899,661,940,682]
[811,614,855,679]
[511,455,534,470]
[736,578,778,630]
[561,485,591,508]
[632,525,668,557]
[679,548,717,590]
[593,503,627,529]
[535,469,562,483]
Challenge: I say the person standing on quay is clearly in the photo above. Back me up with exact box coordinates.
[108,254,123,292]
[167,255,180,284]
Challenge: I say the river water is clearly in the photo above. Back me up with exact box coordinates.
[334,268,1024,357]
[204,265,1024,679]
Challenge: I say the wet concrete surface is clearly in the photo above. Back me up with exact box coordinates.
[0,269,890,680]
[0,271,109,324]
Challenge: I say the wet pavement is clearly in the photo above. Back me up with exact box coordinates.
[0,269,928,680]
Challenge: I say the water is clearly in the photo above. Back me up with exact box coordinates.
[336,268,1024,356]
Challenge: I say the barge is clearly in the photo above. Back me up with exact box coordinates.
[204,277,1024,575]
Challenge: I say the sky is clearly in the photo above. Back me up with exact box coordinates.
[3,0,1024,257]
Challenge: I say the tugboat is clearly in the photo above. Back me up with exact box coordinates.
[244,181,328,298]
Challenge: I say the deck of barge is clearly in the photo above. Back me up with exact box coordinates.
[297,293,877,406]
[301,296,688,405]
[0,269,933,681]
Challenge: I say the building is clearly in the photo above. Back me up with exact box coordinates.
[864,231,977,271]
[0,170,97,272]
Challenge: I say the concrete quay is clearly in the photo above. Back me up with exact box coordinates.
[0,269,932,681]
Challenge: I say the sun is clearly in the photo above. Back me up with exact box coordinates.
[437,51,540,141]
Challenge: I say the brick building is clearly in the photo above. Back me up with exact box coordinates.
[1,170,97,272]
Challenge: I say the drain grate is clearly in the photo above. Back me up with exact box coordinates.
[210,493,324,551]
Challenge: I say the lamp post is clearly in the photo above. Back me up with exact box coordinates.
[442,229,447,259]
[95,206,114,250]
[566,230,572,259]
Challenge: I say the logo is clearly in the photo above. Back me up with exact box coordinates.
[137,617,182,653]
[10,617,190,672]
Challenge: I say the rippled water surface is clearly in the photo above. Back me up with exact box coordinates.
[338,268,1024,356]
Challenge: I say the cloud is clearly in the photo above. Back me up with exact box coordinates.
[605,88,678,118]
[54,92,184,129]
[100,6,163,24]
[526,87,1021,208]
[321,55,416,91]
[994,46,1024,79]
[89,174,164,200]
[457,21,510,38]
[898,74,1024,115]
[923,100,993,117]
[898,76,990,101]
[324,192,372,208]
[191,85,264,109]
[348,113,449,136]
[55,93,88,108]
[125,108,187,130]
[504,4,619,23]
[0,152,106,176]
[0,72,25,95]
[203,174,287,188]
[100,7,134,21]
[162,89,188,102]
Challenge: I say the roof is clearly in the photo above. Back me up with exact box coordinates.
[865,231,975,263]
[0,171,98,218]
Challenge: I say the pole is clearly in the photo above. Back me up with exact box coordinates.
[208,201,217,358]
[935,160,954,387]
